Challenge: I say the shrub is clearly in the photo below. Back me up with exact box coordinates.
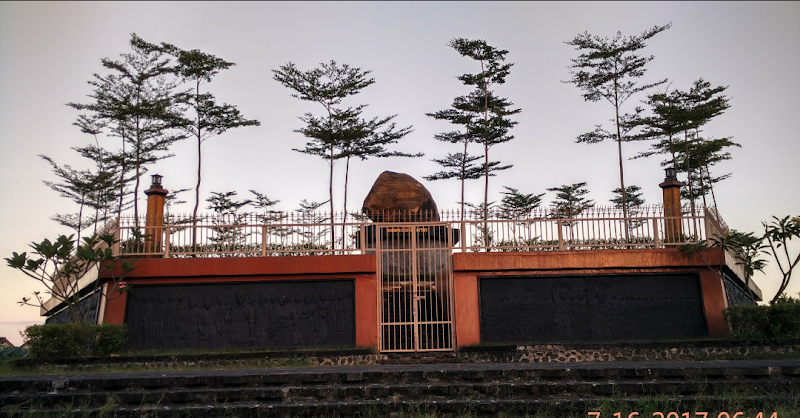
[724,300,800,339]
[0,345,28,361]
[23,323,127,359]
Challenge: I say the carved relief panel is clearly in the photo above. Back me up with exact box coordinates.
[125,280,355,350]
[479,274,707,343]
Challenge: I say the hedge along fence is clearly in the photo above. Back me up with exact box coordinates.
[723,300,800,339]
[23,323,127,359]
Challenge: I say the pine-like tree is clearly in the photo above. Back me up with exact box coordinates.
[498,186,545,244]
[499,186,544,219]
[333,105,417,241]
[205,191,253,256]
[71,115,133,233]
[275,61,415,247]
[675,135,739,210]
[39,155,95,244]
[154,42,261,251]
[68,34,186,225]
[610,184,646,234]
[427,38,521,222]
[547,182,595,241]
[565,24,671,232]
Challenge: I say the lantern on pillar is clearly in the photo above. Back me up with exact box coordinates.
[144,174,169,255]
[659,167,685,244]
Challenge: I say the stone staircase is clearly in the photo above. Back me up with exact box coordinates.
[2,360,799,417]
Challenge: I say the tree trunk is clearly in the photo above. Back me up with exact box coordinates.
[342,156,351,252]
[329,143,335,248]
[481,59,490,249]
[192,81,202,254]
[460,139,468,222]
[117,136,126,227]
[133,88,142,228]
[706,165,720,213]
[684,131,697,237]
[77,195,87,246]
[698,163,708,210]
[325,106,335,249]
[612,71,630,243]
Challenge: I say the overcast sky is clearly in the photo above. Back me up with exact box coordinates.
[1,2,798,345]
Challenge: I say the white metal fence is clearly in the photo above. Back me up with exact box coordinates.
[114,205,722,257]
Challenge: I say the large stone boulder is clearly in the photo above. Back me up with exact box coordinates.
[361,171,440,222]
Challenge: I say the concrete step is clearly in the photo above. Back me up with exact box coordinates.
[3,361,798,394]
[2,379,797,409]
[7,395,794,418]
[2,360,799,416]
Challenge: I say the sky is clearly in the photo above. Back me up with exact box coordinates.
[0,1,798,346]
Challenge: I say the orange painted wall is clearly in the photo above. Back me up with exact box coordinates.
[102,249,733,350]
[453,272,480,347]
[100,254,378,347]
[698,269,730,338]
[103,285,127,325]
[451,248,731,347]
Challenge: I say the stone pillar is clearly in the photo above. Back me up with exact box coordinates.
[659,168,685,244]
[144,174,168,254]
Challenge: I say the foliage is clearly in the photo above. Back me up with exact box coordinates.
[495,236,656,251]
[762,216,800,303]
[464,201,496,249]
[5,232,137,323]
[547,182,595,228]
[636,78,735,211]
[682,216,799,304]
[204,191,254,255]
[610,184,644,208]
[273,60,415,248]
[22,323,127,359]
[611,184,646,232]
[67,33,187,223]
[676,134,739,209]
[496,186,545,243]
[724,298,800,339]
[250,189,291,242]
[426,38,520,221]
[680,229,767,300]
[498,186,544,218]
[294,199,332,244]
[565,23,671,223]
[39,154,110,244]
[154,41,261,250]
[0,346,28,361]
[71,115,135,231]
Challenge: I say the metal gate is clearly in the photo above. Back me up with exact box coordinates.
[374,223,455,352]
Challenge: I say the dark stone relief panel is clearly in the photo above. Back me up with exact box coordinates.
[46,291,101,325]
[125,280,355,350]
[480,274,707,343]
[723,273,756,306]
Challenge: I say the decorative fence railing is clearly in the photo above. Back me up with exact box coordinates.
[113,205,724,258]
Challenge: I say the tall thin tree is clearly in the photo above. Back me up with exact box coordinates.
[636,78,732,217]
[547,182,596,241]
[274,61,409,247]
[68,33,186,225]
[565,23,671,236]
[428,38,520,222]
[336,105,417,240]
[155,43,261,251]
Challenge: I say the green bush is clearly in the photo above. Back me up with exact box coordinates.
[724,300,800,339]
[23,323,127,359]
[0,345,28,361]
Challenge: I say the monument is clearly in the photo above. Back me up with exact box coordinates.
[360,171,459,351]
